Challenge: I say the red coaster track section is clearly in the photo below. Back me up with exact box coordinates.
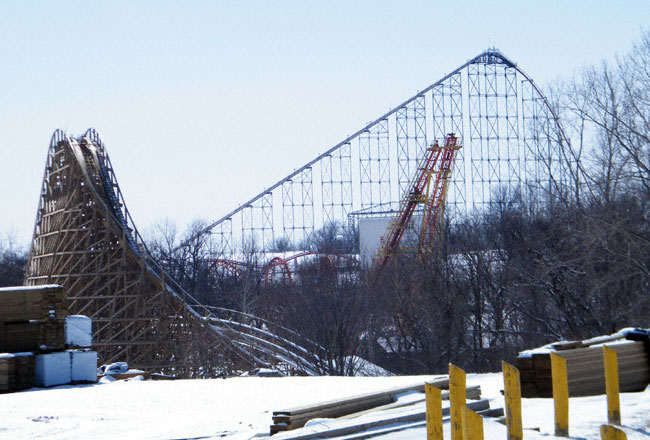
[209,251,357,288]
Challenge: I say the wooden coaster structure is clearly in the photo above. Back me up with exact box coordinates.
[24,129,323,377]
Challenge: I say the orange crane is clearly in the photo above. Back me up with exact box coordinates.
[375,133,461,272]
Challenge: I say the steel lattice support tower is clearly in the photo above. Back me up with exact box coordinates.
[195,49,573,258]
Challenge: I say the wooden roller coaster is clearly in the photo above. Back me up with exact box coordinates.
[22,128,460,376]
[23,129,325,377]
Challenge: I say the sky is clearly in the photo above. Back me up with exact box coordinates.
[1,1,649,248]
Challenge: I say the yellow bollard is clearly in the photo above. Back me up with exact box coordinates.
[551,353,569,437]
[449,364,467,440]
[600,424,628,440]
[461,407,484,440]
[426,383,443,440]
[502,361,523,440]
[603,346,621,425]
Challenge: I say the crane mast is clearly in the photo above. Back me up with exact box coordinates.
[375,133,461,272]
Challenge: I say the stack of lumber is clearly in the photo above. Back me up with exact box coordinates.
[0,285,67,352]
[0,354,14,391]
[270,377,490,435]
[516,330,650,398]
[272,399,494,440]
[0,319,65,352]
[13,352,36,389]
[0,321,39,352]
[39,319,66,349]
[0,285,67,321]
[0,285,98,391]
[0,352,35,392]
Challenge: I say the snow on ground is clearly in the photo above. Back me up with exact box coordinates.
[0,373,648,440]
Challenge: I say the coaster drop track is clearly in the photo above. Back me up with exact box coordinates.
[24,129,327,377]
[184,49,575,260]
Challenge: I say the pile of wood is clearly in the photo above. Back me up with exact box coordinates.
[0,285,69,392]
[270,377,494,435]
[0,353,35,392]
[0,354,14,391]
[13,352,35,389]
[0,285,67,353]
[0,321,39,352]
[0,284,97,392]
[516,330,650,398]
[0,320,66,352]
[0,285,67,321]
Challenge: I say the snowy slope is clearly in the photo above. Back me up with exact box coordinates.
[0,374,647,440]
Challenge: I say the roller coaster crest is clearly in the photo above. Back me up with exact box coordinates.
[190,49,573,260]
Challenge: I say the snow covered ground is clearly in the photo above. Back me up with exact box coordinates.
[0,373,648,440]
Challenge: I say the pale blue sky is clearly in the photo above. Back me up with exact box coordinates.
[1,1,649,246]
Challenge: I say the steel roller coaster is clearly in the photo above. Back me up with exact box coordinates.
[189,49,574,263]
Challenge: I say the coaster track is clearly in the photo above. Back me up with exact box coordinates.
[22,49,576,376]
[184,49,575,259]
[24,129,325,377]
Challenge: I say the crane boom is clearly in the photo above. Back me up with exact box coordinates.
[375,133,461,272]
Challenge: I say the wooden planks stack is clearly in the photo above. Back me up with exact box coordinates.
[271,398,493,440]
[13,352,36,389]
[0,320,65,353]
[270,378,484,434]
[0,285,67,321]
[0,321,39,352]
[39,319,66,350]
[517,333,650,398]
[0,355,13,391]
[0,285,67,353]
[0,285,68,392]
[0,353,35,392]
